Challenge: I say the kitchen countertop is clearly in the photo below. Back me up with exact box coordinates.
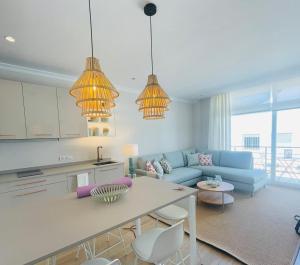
[0,160,124,184]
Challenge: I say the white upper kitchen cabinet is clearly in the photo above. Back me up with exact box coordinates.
[57,87,87,138]
[0,79,27,139]
[22,83,60,138]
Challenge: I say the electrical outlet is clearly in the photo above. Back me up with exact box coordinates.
[66,155,73,160]
[59,155,74,161]
[59,155,66,161]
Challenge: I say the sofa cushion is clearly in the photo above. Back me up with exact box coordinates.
[163,151,185,168]
[191,165,266,185]
[187,153,200,167]
[162,167,202,184]
[220,151,253,169]
[137,153,163,169]
[153,160,164,178]
[145,161,156,173]
[199,154,213,166]
[182,148,196,166]
[197,149,220,166]
[160,159,173,174]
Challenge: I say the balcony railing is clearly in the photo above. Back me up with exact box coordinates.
[231,146,300,184]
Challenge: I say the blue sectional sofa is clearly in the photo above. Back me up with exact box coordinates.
[135,148,268,196]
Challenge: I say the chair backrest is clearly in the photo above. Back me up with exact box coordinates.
[108,260,121,265]
[149,220,184,263]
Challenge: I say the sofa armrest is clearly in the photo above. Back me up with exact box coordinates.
[136,169,158,178]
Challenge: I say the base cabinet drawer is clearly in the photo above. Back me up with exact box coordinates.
[94,164,124,185]
[0,174,67,194]
[0,181,68,207]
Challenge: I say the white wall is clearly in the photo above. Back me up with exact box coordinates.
[192,98,210,150]
[0,91,193,171]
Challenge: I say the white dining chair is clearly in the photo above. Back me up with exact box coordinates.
[47,256,56,265]
[155,204,189,264]
[75,176,126,260]
[76,228,126,259]
[155,204,188,223]
[81,258,121,265]
[132,220,185,265]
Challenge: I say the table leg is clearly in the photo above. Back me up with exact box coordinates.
[188,195,198,265]
[135,218,142,237]
[222,192,224,211]
[48,256,56,265]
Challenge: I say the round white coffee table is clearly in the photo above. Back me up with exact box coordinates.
[197,181,234,210]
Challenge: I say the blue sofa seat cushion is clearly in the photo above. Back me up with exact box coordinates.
[162,167,202,184]
[163,151,185,168]
[191,165,267,184]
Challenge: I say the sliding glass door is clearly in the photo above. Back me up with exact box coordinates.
[275,108,300,185]
[231,112,272,178]
[230,76,300,187]
[231,108,300,187]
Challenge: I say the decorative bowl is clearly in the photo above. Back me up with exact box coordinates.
[90,184,129,203]
[205,178,220,188]
[207,182,220,188]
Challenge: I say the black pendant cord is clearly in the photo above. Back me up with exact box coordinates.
[149,16,154,75]
[88,0,94,66]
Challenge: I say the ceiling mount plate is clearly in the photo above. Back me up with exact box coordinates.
[144,3,157,16]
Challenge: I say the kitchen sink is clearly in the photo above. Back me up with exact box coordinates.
[93,161,118,166]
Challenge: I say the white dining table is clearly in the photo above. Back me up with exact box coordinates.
[0,176,199,265]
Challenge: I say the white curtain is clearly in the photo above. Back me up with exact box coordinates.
[208,93,231,150]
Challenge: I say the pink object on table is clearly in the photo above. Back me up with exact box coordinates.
[76,177,133,199]
[76,184,96,198]
[112,176,133,187]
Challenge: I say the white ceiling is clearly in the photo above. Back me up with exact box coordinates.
[1,0,300,100]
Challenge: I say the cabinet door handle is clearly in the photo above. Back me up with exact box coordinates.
[97,167,118,172]
[65,133,81,136]
[15,179,47,187]
[34,133,53,136]
[15,189,47,197]
[0,134,16,137]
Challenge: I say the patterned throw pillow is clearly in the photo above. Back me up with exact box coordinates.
[187,153,200,167]
[199,154,213,166]
[152,160,164,178]
[145,160,156,174]
[182,148,196,166]
[159,159,173,174]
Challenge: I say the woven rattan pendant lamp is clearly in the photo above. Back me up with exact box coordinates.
[136,3,171,120]
[70,0,119,118]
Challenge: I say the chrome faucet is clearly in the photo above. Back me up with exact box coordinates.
[97,146,103,162]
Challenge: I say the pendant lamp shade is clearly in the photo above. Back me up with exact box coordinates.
[69,0,119,118]
[70,57,119,118]
[136,3,171,120]
[136,74,171,119]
